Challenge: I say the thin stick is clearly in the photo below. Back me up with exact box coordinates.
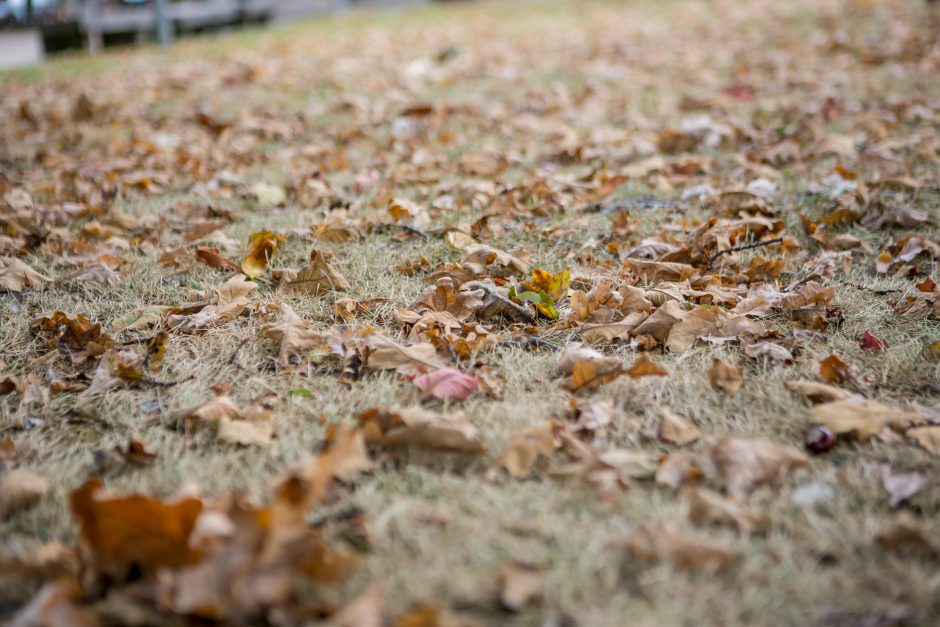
[707,237,784,268]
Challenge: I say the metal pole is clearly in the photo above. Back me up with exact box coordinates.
[25,0,34,24]
[155,0,173,46]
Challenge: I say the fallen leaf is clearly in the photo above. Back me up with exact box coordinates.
[70,478,203,579]
[708,358,742,394]
[499,422,559,477]
[813,396,920,440]
[906,425,940,454]
[241,230,285,278]
[0,258,50,291]
[743,341,794,365]
[819,354,848,383]
[657,407,700,445]
[217,416,274,446]
[687,488,767,534]
[859,329,887,351]
[264,303,329,366]
[710,438,809,497]
[626,353,670,379]
[786,380,851,403]
[278,249,351,297]
[359,407,484,454]
[626,524,732,571]
[0,468,49,518]
[413,368,478,401]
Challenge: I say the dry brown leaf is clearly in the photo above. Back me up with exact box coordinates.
[710,438,809,497]
[812,396,920,440]
[743,341,793,365]
[0,258,50,291]
[785,379,851,403]
[626,524,732,571]
[657,407,700,445]
[264,303,329,366]
[0,468,49,518]
[819,354,849,383]
[499,422,559,477]
[906,425,940,454]
[278,249,351,297]
[362,334,446,376]
[70,478,203,579]
[632,300,687,342]
[359,407,484,454]
[708,358,743,394]
[655,451,702,489]
[217,417,274,446]
[626,353,670,379]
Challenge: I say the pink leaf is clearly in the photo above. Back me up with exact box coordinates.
[859,330,886,351]
[413,368,478,401]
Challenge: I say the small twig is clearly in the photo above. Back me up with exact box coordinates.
[846,283,902,295]
[707,237,784,268]
[376,223,429,240]
[497,337,560,351]
[138,374,194,388]
[225,339,249,372]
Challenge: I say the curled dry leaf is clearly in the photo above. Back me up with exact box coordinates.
[169,274,258,332]
[0,468,49,518]
[499,422,559,477]
[812,395,920,440]
[240,230,285,278]
[413,368,478,401]
[359,407,484,454]
[708,358,742,394]
[859,329,887,351]
[626,524,733,571]
[657,407,700,445]
[710,438,809,497]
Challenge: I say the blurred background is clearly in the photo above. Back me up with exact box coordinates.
[0,0,437,68]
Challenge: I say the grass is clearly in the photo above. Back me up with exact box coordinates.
[2,0,940,624]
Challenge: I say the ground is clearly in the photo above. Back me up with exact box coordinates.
[1,0,939,625]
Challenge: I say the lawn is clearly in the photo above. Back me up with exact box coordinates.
[1,0,939,625]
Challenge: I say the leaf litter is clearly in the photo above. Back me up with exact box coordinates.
[1,0,940,623]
